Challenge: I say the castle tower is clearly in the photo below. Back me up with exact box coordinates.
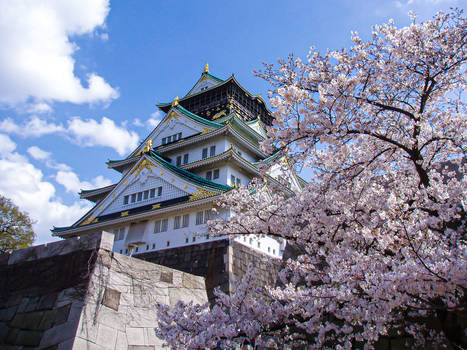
[53,66,306,297]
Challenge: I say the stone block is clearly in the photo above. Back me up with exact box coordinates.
[95,305,126,331]
[102,288,120,311]
[39,310,56,330]
[115,330,128,350]
[10,312,25,328]
[0,321,9,340]
[24,296,40,312]
[0,306,17,322]
[15,329,42,347]
[40,320,78,348]
[54,304,71,326]
[99,231,115,252]
[182,273,205,289]
[71,336,105,350]
[126,327,145,345]
[39,294,58,310]
[96,324,117,348]
[21,311,45,330]
[159,271,173,284]
[5,327,19,345]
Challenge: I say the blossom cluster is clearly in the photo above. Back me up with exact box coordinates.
[156,10,466,349]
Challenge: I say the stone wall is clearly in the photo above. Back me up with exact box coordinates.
[136,238,282,300]
[0,232,207,349]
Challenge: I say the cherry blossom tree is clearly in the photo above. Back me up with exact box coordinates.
[156,10,466,349]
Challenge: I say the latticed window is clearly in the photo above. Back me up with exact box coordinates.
[182,214,189,228]
[174,216,181,229]
[196,211,204,225]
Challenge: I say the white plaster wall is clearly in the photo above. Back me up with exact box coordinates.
[101,175,187,216]
[165,135,228,165]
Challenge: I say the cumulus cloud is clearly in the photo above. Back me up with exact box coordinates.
[0,0,118,108]
[27,145,71,171]
[56,171,111,194]
[147,110,163,129]
[0,116,65,137]
[67,117,140,156]
[0,116,139,156]
[27,146,51,161]
[0,134,92,244]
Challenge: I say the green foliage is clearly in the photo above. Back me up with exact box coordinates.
[0,195,35,253]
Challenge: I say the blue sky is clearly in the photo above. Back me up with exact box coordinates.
[0,0,461,244]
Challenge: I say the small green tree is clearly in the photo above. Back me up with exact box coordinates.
[0,195,35,253]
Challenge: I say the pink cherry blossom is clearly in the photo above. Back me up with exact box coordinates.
[156,10,466,349]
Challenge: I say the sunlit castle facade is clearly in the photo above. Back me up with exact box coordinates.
[53,64,305,261]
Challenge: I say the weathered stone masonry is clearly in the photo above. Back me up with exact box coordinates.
[0,232,207,350]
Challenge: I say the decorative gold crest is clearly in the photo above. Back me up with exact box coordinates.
[189,186,217,201]
[130,159,154,178]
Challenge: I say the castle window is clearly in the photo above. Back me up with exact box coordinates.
[154,220,161,233]
[196,211,204,225]
[182,214,189,228]
[167,241,170,247]
[157,187,162,196]
[167,136,172,143]
[135,247,139,252]
[202,148,208,159]
[231,175,236,186]
[210,145,216,157]
[268,247,271,253]
[113,228,125,241]
[154,219,168,233]
[183,153,189,164]
[204,209,212,223]
[152,243,155,249]
[176,156,182,166]
[162,138,166,145]
[174,216,181,229]
[273,249,276,255]
[123,195,129,205]
[150,189,155,198]
[146,245,149,250]
[161,219,168,232]
[206,234,210,240]
[131,194,137,203]
[249,238,253,244]
[192,236,196,242]
[178,132,182,140]
[137,192,142,202]
[206,171,212,180]
[257,242,261,248]
[143,190,149,200]
[120,249,122,254]
[236,178,241,187]
[213,169,219,179]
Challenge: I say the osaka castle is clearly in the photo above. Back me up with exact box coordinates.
[53,64,305,292]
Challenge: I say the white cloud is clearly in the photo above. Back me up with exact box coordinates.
[147,110,163,129]
[27,146,51,161]
[0,116,140,156]
[0,0,118,108]
[0,116,64,137]
[27,102,53,114]
[0,135,92,244]
[56,170,112,194]
[0,134,17,156]
[393,0,457,9]
[67,117,139,156]
[133,118,144,127]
